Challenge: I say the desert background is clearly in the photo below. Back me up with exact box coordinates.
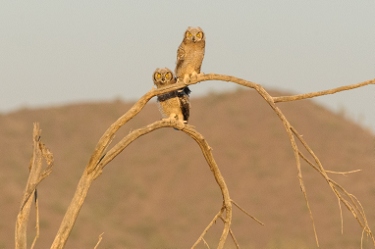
[2,88,375,248]
[1,1,374,248]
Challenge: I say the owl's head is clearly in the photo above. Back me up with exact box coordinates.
[184,27,205,43]
[153,68,175,88]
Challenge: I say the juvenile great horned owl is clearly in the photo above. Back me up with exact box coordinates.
[175,26,205,83]
[153,68,190,124]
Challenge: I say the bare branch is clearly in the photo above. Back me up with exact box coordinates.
[182,126,232,248]
[52,119,232,249]
[292,127,374,244]
[231,200,264,226]
[326,169,362,175]
[46,73,374,248]
[273,78,375,103]
[93,233,104,249]
[219,215,240,249]
[30,198,40,249]
[228,228,240,249]
[338,197,343,235]
[15,123,54,249]
[202,238,210,249]
[192,210,223,248]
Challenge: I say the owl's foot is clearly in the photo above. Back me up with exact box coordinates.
[182,75,190,84]
[163,115,185,130]
[174,120,185,130]
[188,72,203,83]
[190,72,197,82]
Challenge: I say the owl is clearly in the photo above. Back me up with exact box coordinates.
[153,68,190,124]
[175,26,205,83]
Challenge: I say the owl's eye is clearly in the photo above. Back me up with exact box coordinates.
[186,32,192,38]
[165,72,172,80]
[196,32,202,38]
[155,73,161,79]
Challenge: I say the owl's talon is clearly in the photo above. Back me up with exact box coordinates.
[161,117,185,130]
[175,120,185,130]
[182,75,190,84]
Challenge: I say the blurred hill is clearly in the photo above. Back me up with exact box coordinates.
[1,88,374,248]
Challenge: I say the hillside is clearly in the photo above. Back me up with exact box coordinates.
[1,88,374,248]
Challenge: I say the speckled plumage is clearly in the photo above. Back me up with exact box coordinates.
[175,27,205,83]
[153,68,190,123]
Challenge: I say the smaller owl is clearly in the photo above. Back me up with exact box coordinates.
[175,26,205,83]
[153,68,190,124]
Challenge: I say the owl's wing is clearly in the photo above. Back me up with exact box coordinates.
[176,45,186,73]
[196,41,206,73]
[157,101,168,119]
[177,45,185,61]
[179,94,190,123]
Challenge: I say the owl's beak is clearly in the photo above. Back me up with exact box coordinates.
[192,37,196,42]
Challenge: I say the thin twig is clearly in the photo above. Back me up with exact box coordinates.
[202,238,210,249]
[231,200,264,226]
[337,197,343,235]
[228,228,240,249]
[361,228,365,249]
[30,198,40,249]
[326,169,362,175]
[349,194,371,233]
[273,78,375,103]
[192,210,223,248]
[219,215,240,249]
[93,233,104,249]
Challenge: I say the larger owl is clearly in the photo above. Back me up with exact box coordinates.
[175,26,205,83]
[153,68,190,124]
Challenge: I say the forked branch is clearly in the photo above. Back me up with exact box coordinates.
[51,120,232,249]
[48,73,374,248]
[15,123,54,249]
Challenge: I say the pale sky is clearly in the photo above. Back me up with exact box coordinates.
[1,1,374,132]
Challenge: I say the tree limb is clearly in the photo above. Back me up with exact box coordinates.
[48,74,374,248]
[15,123,54,249]
[51,119,232,249]
[273,78,375,103]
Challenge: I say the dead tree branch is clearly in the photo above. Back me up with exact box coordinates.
[93,232,104,249]
[15,123,54,249]
[193,74,375,246]
[273,78,375,103]
[231,200,264,226]
[47,74,374,248]
[192,209,223,248]
[51,119,232,249]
